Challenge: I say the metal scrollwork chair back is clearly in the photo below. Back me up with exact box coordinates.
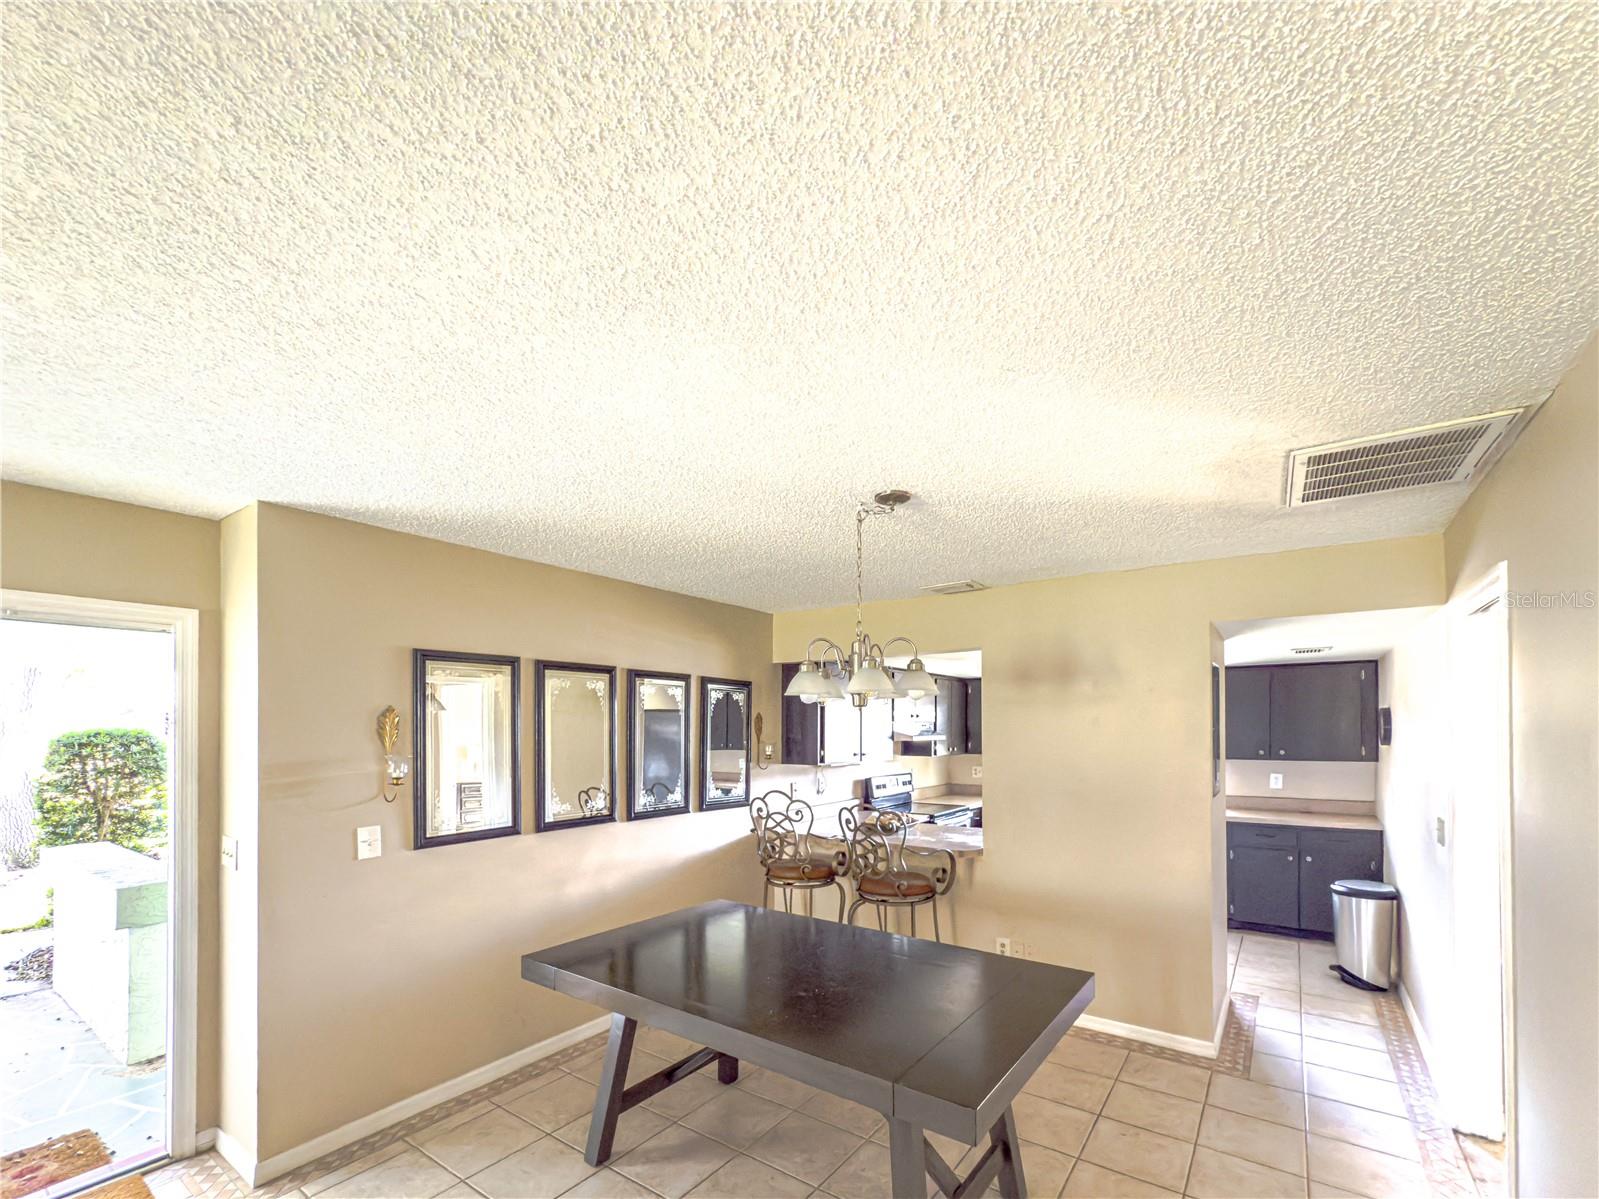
[839,806,956,941]
[576,786,610,818]
[751,790,847,921]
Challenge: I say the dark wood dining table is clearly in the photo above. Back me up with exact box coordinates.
[521,900,1094,1198]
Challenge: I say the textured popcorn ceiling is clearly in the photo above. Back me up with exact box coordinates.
[3,3,1596,612]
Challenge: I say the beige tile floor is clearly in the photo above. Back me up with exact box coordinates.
[143,932,1494,1199]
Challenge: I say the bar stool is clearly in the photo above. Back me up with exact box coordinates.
[751,790,847,920]
[839,807,955,941]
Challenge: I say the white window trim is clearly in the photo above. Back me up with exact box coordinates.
[1,588,201,1161]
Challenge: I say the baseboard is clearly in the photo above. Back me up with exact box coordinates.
[212,1128,255,1186]
[1077,1012,1221,1060]
[1398,981,1438,1081]
[215,1016,610,1186]
[194,1127,217,1152]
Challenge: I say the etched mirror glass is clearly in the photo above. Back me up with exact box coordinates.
[536,662,617,830]
[700,677,751,809]
[413,651,519,849]
[628,671,691,820]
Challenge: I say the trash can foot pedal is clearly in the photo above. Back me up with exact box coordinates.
[1328,963,1387,992]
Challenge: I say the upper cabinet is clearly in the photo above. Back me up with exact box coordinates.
[782,665,984,764]
[1225,661,1378,763]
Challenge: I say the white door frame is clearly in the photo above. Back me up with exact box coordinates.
[1,589,200,1161]
[1447,562,1517,1184]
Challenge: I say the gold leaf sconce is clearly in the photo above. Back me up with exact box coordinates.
[377,705,409,802]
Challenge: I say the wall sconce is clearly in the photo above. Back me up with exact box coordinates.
[376,706,409,802]
[752,712,775,771]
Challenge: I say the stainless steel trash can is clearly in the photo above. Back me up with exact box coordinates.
[1329,879,1399,991]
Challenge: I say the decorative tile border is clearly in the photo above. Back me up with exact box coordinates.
[1374,991,1482,1198]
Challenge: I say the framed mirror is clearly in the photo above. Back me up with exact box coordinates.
[699,677,751,809]
[412,650,520,849]
[535,661,617,831]
[627,670,692,820]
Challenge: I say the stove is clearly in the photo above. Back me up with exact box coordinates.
[863,772,974,827]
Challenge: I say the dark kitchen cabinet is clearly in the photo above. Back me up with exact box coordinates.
[937,675,967,756]
[1227,822,1384,934]
[1269,663,1376,762]
[780,662,859,765]
[1224,662,1377,763]
[1228,846,1300,928]
[965,679,983,754]
[1225,667,1272,759]
[1297,829,1384,934]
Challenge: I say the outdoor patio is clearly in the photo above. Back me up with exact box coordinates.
[0,981,165,1165]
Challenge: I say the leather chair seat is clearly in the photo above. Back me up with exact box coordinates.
[857,870,935,898]
[766,861,835,882]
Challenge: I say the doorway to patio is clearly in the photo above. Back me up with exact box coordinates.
[0,591,197,1196]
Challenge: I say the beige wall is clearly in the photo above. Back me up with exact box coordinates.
[218,507,261,1156]
[0,482,224,1131]
[774,535,1446,1042]
[243,504,776,1158]
[1443,334,1598,1199]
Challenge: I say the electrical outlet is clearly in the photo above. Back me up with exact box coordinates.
[220,836,238,871]
[1269,772,1284,790]
[995,936,1012,956]
[356,826,382,860]
[972,764,983,780]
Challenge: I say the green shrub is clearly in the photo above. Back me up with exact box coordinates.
[34,729,167,854]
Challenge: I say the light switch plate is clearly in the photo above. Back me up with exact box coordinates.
[220,836,238,871]
[1269,772,1284,790]
[1435,817,1447,847]
[356,826,382,860]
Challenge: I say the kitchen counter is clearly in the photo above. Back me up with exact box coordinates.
[904,822,983,858]
[1226,805,1381,831]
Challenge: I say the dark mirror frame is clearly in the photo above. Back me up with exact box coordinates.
[699,676,752,810]
[534,660,618,832]
[626,669,693,821]
[412,648,522,850]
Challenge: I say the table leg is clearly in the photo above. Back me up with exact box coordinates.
[717,1053,739,1084]
[585,1013,638,1167]
[888,1118,925,1198]
[991,1105,1028,1198]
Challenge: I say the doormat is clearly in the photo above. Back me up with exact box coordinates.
[1,1129,111,1197]
[79,1174,154,1199]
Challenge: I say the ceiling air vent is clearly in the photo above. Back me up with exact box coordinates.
[921,580,987,596]
[1290,646,1332,656]
[1284,408,1527,507]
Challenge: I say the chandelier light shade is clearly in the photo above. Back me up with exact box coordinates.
[783,491,930,709]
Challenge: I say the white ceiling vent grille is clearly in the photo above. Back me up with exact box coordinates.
[1285,408,1527,507]
[921,580,988,596]
[1290,646,1332,655]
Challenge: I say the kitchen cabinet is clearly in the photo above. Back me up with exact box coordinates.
[859,691,895,762]
[1224,667,1272,759]
[937,675,967,756]
[1297,828,1384,934]
[965,679,983,754]
[780,663,859,765]
[1225,662,1378,763]
[1228,845,1300,928]
[1227,822,1383,934]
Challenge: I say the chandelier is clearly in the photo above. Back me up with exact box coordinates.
[783,490,936,708]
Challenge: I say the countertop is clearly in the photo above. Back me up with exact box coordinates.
[905,823,984,858]
[1226,806,1382,831]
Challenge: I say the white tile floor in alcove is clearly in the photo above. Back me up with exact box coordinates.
[146,932,1502,1199]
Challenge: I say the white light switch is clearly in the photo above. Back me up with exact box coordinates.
[1269,772,1284,790]
[356,826,382,860]
[1435,817,1447,847]
[220,836,238,871]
